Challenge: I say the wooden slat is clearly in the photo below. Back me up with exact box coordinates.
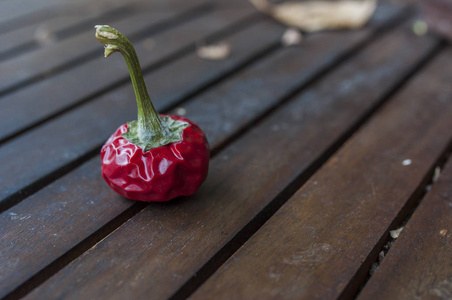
[0,1,62,28]
[22,24,437,300]
[0,2,211,94]
[0,0,198,30]
[421,0,452,42]
[0,0,136,34]
[0,12,389,298]
[191,47,452,300]
[0,15,285,299]
[357,159,452,299]
[0,7,248,143]
[0,8,259,208]
[213,0,257,9]
[131,0,216,11]
[0,2,144,62]
[0,16,87,58]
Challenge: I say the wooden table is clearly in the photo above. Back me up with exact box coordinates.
[1,0,451,299]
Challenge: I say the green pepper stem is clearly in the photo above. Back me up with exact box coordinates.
[95,25,169,141]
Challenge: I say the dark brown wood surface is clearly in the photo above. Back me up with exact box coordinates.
[0,7,393,296]
[22,22,438,300]
[191,48,452,299]
[357,160,452,299]
[0,8,258,208]
[1,0,451,299]
[0,2,211,95]
[0,1,66,28]
[0,15,286,299]
[0,10,266,144]
[421,0,452,41]
[0,5,401,211]
[0,15,90,59]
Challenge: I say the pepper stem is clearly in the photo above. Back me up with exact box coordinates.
[95,25,170,144]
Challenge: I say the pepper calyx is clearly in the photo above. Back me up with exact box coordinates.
[123,116,189,152]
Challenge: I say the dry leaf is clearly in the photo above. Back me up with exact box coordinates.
[281,28,303,46]
[196,42,231,60]
[249,0,377,32]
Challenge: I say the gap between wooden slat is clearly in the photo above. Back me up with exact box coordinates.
[344,55,452,299]
[1,201,149,300]
[0,11,266,212]
[54,5,131,39]
[0,42,38,64]
[349,142,452,300]
[0,5,410,213]
[210,7,412,157]
[170,21,449,300]
[0,5,133,63]
[0,6,61,34]
[0,14,268,147]
[3,7,413,300]
[0,2,213,99]
[2,24,279,297]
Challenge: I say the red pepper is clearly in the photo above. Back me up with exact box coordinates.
[95,25,209,202]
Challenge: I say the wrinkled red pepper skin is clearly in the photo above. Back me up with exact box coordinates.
[101,115,209,202]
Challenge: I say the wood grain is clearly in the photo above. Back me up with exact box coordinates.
[357,159,452,299]
[0,0,203,34]
[421,0,452,42]
[0,16,87,59]
[191,48,452,300]
[0,1,64,29]
[0,15,284,299]
[0,8,259,143]
[22,25,437,300]
[0,9,263,208]
[0,5,400,206]
[0,3,210,94]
